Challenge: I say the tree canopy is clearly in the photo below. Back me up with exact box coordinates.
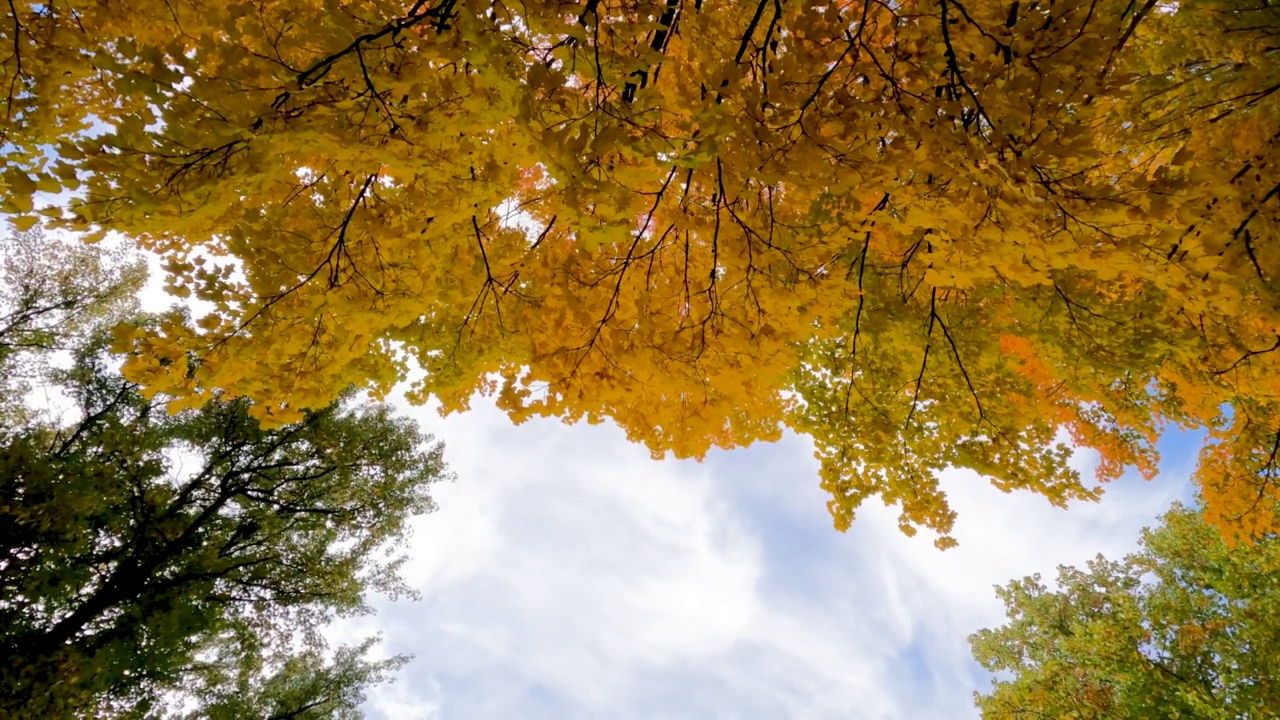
[1,0,1278,544]
[0,239,448,717]
[970,504,1280,718]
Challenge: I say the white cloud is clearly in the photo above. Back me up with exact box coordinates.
[342,395,1194,719]
[371,399,763,715]
[368,678,443,720]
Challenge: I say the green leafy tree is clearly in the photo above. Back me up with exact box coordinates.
[0,326,449,718]
[172,636,406,720]
[0,228,145,422]
[970,505,1280,718]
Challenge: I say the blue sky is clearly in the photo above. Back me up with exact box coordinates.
[325,395,1201,719]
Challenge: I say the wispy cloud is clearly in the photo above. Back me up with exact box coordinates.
[338,397,1195,719]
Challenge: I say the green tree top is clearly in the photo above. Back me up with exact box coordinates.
[971,504,1280,718]
[1,306,449,717]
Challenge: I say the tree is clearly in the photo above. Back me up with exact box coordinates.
[171,637,407,720]
[1,0,1277,544]
[0,327,448,718]
[0,228,145,422]
[970,504,1280,718]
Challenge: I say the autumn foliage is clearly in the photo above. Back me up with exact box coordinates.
[2,0,1278,545]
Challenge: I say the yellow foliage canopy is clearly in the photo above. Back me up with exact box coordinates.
[2,0,1278,546]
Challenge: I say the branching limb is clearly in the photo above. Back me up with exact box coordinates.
[905,290,937,429]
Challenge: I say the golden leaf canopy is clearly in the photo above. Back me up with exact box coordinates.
[2,0,1277,545]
